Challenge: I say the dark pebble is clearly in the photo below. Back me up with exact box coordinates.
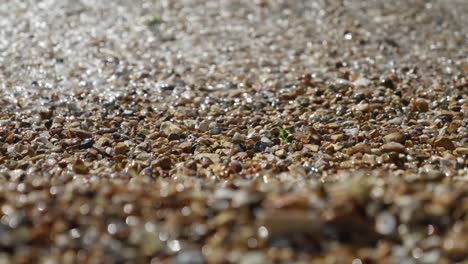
[44,119,53,129]
[380,78,395,89]
[253,141,269,152]
[168,133,181,141]
[79,138,95,149]
[154,157,172,170]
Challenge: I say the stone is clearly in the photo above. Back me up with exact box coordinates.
[433,137,455,150]
[380,142,406,153]
[70,129,93,139]
[73,159,89,174]
[114,142,130,155]
[454,147,468,155]
[413,98,429,112]
[382,132,405,144]
[160,121,182,136]
[79,138,95,149]
[153,157,172,170]
[195,153,220,164]
[180,142,193,153]
[347,143,371,155]
[232,132,246,143]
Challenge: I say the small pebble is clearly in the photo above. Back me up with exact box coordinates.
[383,132,405,144]
[73,159,89,174]
[413,98,429,112]
[381,142,406,153]
[375,212,397,235]
[114,142,130,155]
[433,137,455,150]
[153,157,172,170]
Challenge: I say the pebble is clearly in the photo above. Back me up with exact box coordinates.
[454,147,468,155]
[160,122,182,137]
[197,121,210,132]
[380,142,406,153]
[228,161,243,173]
[154,157,172,170]
[168,133,181,141]
[210,127,222,135]
[413,98,429,112]
[353,103,370,112]
[383,132,405,144]
[347,143,371,155]
[73,159,89,174]
[353,77,371,87]
[253,141,269,153]
[432,137,455,150]
[179,142,193,153]
[70,129,93,139]
[274,149,286,158]
[114,142,130,155]
[79,138,95,149]
[380,78,396,89]
[232,132,246,143]
[195,153,220,164]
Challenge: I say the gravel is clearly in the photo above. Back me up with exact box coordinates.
[0,0,467,263]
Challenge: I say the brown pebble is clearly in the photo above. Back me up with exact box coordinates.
[380,142,406,153]
[353,103,369,112]
[114,142,130,155]
[433,137,455,150]
[160,121,182,136]
[304,144,319,152]
[448,120,463,134]
[454,147,468,155]
[147,132,159,140]
[280,86,305,100]
[154,157,172,170]
[70,129,93,139]
[180,142,193,153]
[96,137,111,147]
[73,159,89,174]
[346,143,371,155]
[185,160,197,171]
[412,98,429,112]
[228,160,242,173]
[39,110,54,120]
[113,154,127,163]
[382,132,405,144]
[168,133,181,141]
[232,132,246,143]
